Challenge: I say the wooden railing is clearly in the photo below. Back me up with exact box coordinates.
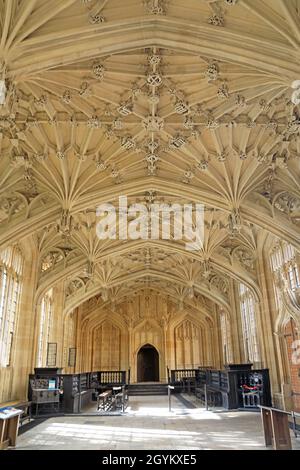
[170,369,199,383]
[170,366,272,410]
[206,370,229,391]
[170,367,213,384]
[98,371,126,385]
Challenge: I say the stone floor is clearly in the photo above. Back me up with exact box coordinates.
[15,395,300,450]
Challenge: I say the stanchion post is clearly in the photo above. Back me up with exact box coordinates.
[168,385,174,412]
[204,384,208,410]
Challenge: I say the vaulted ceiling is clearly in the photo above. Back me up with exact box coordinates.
[0,0,299,316]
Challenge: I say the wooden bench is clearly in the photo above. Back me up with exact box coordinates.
[96,387,128,412]
[97,390,112,411]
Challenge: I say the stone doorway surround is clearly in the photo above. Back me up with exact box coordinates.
[137,344,160,382]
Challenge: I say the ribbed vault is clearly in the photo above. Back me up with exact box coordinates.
[0,0,299,314]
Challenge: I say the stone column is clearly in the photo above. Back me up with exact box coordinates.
[50,283,65,368]
[162,321,168,382]
[256,232,284,401]
[228,279,244,363]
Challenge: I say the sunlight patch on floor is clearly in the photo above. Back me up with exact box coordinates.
[125,404,221,419]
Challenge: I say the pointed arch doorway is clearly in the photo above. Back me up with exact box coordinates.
[137,344,159,382]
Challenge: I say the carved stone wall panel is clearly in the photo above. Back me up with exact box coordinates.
[174,319,203,369]
[93,320,121,371]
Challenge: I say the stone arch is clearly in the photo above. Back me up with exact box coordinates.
[131,319,164,383]
[15,21,298,77]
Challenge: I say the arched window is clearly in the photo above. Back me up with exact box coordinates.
[63,311,76,368]
[220,310,233,365]
[271,242,300,291]
[37,289,54,367]
[239,284,260,364]
[0,246,23,367]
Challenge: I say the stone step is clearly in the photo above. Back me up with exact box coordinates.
[129,391,168,396]
[128,383,168,395]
